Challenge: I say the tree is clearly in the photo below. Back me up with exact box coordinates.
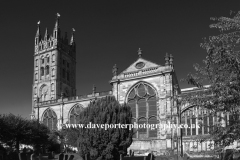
[183,10,240,149]
[0,114,30,152]
[77,96,133,160]
[0,114,50,153]
[24,119,50,151]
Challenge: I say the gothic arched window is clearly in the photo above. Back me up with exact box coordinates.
[67,72,70,81]
[62,69,65,78]
[47,56,50,63]
[127,82,158,139]
[41,67,44,76]
[42,108,57,131]
[35,73,38,81]
[52,54,55,62]
[69,105,83,124]
[52,68,55,77]
[46,66,49,75]
[34,87,37,95]
[51,83,54,91]
[35,59,38,67]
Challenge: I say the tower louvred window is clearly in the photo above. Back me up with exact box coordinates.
[67,72,70,81]
[41,67,44,76]
[63,69,65,78]
[46,66,49,75]
[36,59,38,67]
[52,68,55,77]
[35,73,38,80]
[52,54,55,62]
[51,83,54,91]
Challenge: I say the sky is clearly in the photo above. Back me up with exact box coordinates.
[0,0,239,119]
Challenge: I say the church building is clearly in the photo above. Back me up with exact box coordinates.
[31,15,235,156]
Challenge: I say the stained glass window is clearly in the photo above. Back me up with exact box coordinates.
[69,105,83,124]
[42,108,57,131]
[127,82,158,138]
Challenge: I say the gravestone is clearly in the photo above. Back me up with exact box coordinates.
[233,151,240,160]
[52,151,55,158]
[26,153,31,160]
[65,154,68,160]
[39,153,42,160]
[19,152,27,160]
[68,155,74,160]
[11,151,19,160]
[59,153,64,160]
[48,152,53,159]
[0,150,3,160]
[30,153,37,160]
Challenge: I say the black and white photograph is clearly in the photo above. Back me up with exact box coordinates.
[0,1,240,160]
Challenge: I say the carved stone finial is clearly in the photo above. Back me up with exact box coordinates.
[165,53,169,66]
[92,84,96,95]
[54,13,60,30]
[56,13,61,18]
[112,64,118,77]
[138,48,142,58]
[169,54,173,66]
[70,29,75,46]
[35,21,41,38]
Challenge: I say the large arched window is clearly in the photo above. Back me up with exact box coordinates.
[42,108,57,131]
[127,82,158,139]
[69,104,83,124]
[181,106,213,137]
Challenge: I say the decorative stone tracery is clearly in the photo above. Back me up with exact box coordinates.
[127,82,158,139]
[69,104,83,124]
[42,108,58,131]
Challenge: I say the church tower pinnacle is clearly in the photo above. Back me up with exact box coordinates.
[138,48,142,58]
[53,13,61,40]
[70,28,76,52]
[35,21,41,47]
[44,28,49,41]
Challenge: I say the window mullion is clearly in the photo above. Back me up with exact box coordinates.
[146,98,149,138]
[136,98,138,139]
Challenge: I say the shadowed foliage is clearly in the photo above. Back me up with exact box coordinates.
[0,113,50,153]
[182,10,240,151]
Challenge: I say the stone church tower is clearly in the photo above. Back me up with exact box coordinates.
[31,14,77,119]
